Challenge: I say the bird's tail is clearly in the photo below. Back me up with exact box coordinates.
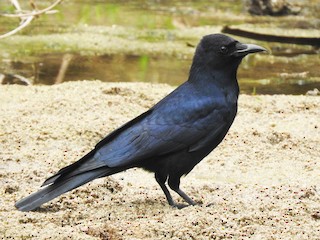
[15,148,128,212]
[15,167,110,212]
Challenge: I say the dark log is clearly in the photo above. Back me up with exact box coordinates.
[222,26,320,47]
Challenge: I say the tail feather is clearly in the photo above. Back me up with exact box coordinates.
[41,150,97,187]
[15,167,110,212]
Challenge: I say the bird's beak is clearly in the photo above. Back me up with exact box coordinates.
[233,42,267,57]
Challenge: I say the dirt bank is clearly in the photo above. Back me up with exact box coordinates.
[1,81,319,239]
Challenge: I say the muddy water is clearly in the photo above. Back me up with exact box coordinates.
[0,0,319,94]
[2,53,319,95]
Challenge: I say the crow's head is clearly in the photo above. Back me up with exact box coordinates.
[194,33,266,71]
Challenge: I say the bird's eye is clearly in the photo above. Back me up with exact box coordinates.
[220,46,228,54]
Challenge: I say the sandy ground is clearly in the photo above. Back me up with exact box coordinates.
[0,81,319,239]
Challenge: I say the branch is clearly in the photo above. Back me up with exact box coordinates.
[222,25,320,47]
[0,0,63,39]
[1,0,63,18]
[10,0,23,12]
[0,15,34,39]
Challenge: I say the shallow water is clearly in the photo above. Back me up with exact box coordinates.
[0,0,319,94]
[2,53,319,95]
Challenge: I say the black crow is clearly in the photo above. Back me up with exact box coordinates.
[15,34,265,211]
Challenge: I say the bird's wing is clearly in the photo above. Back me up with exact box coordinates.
[57,84,230,177]
[91,89,229,168]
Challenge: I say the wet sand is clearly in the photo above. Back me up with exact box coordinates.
[1,81,319,239]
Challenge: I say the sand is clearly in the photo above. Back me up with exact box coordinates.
[0,81,319,239]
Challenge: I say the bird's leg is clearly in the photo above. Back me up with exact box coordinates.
[168,176,196,206]
[155,173,175,206]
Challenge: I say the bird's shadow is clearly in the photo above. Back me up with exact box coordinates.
[25,200,213,213]
[173,201,213,209]
[30,203,69,213]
